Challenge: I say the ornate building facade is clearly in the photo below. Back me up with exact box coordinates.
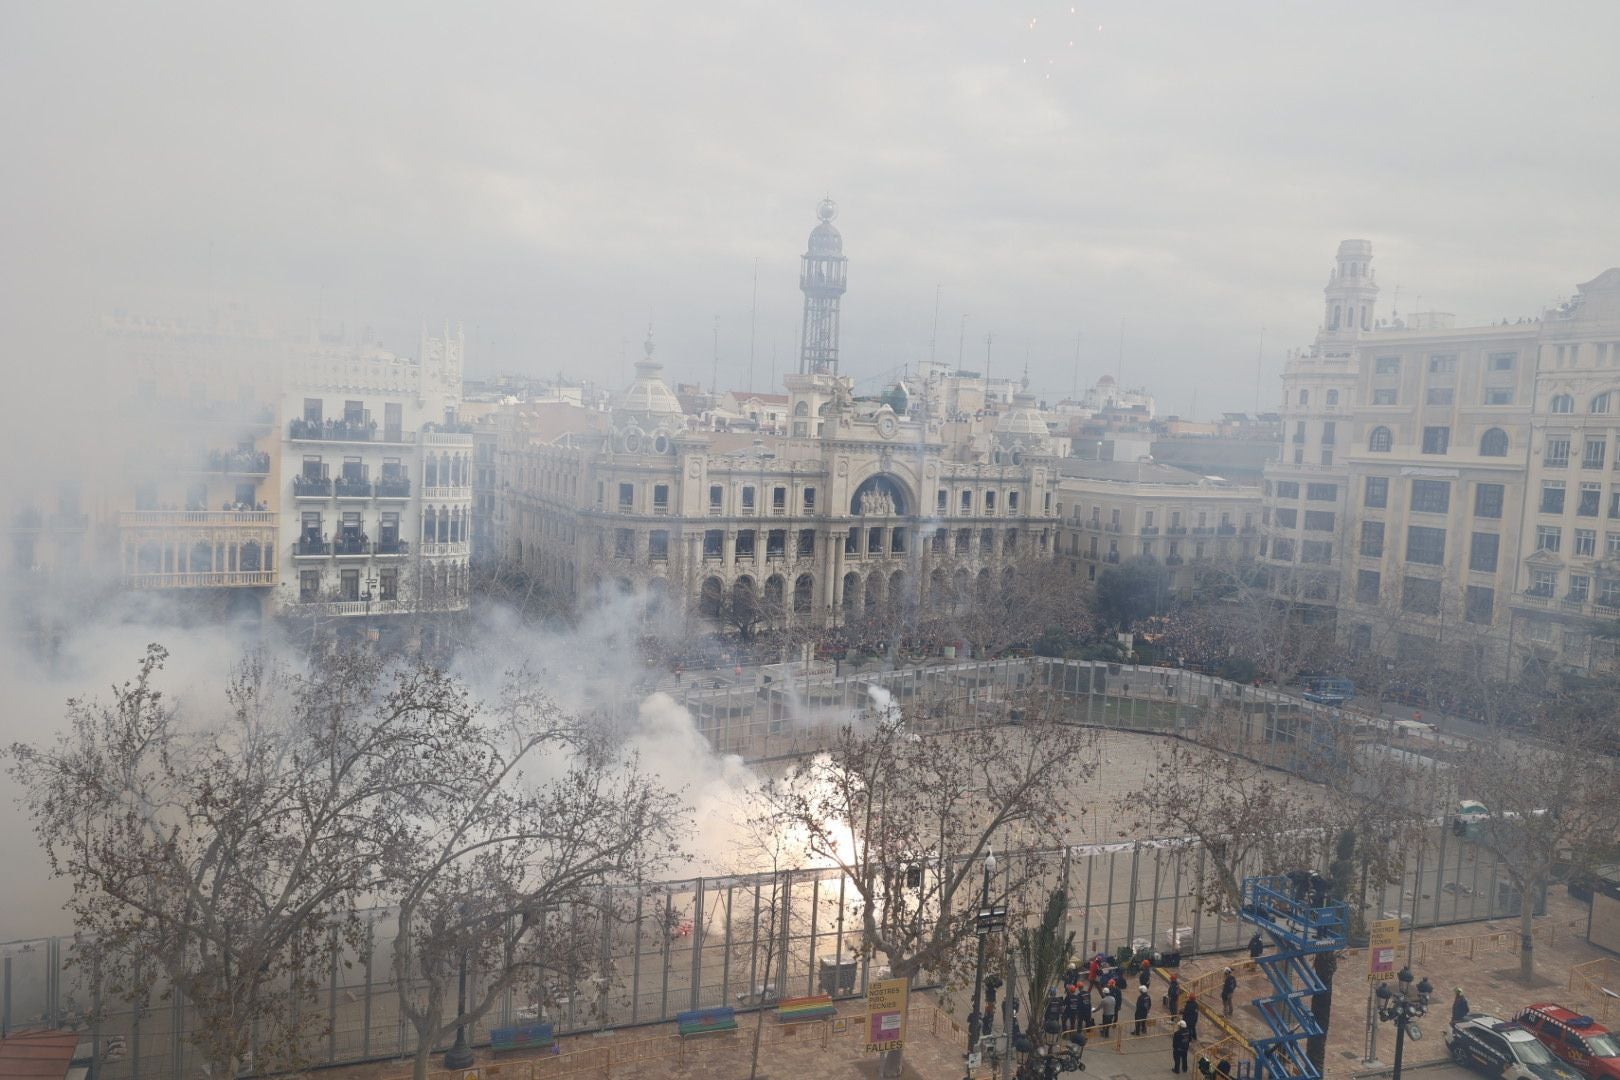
[497,203,1060,628]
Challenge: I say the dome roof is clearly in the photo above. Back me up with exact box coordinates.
[807,198,843,255]
[615,335,685,418]
[995,393,1052,451]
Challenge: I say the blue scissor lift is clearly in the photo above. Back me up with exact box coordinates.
[1239,875,1349,1080]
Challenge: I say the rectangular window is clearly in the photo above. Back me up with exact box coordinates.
[937,490,948,512]
[614,528,635,559]
[1272,538,1295,561]
[1546,437,1571,467]
[303,398,323,423]
[379,567,397,600]
[798,529,816,556]
[803,487,816,511]
[1411,479,1451,514]
[1602,577,1620,606]
[1306,483,1337,501]
[736,529,755,557]
[649,530,669,561]
[1541,481,1566,514]
[1425,387,1455,405]
[1575,528,1597,556]
[1304,510,1335,531]
[1275,481,1299,499]
[1372,388,1398,406]
[1405,525,1447,565]
[703,530,723,558]
[1320,421,1336,445]
[1579,482,1602,516]
[1009,491,1020,511]
[1365,477,1389,508]
[1475,483,1504,519]
[1356,569,1381,604]
[1301,540,1333,564]
[1484,387,1514,405]
[1530,569,1557,596]
[1375,356,1401,375]
[1465,586,1494,624]
[1428,354,1457,373]
[1570,574,1591,602]
[768,528,787,558]
[1488,352,1516,371]
[1586,440,1608,469]
[1421,426,1450,454]
[653,484,669,511]
[1536,525,1562,552]
[1274,508,1297,528]
[709,484,723,509]
[1361,521,1385,556]
[1469,532,1499,572]
[343,399,364,424]
[772,486,787,511]
[741,486,756,511]
[1402,576,1442,614]
[300,570,320,601]
[618,482,634,509]
[340,568,360,601]
[985,491,998,513]
[961,490,973,513]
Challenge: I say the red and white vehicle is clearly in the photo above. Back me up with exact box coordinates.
[1515,1004,1620,1080]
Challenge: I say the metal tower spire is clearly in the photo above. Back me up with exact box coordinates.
[798,198,848,375]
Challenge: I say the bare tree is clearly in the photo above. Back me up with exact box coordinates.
[386,680,685,1080]
[6,645,488,1076]
[1455,712,1620,983]
[759,689,1095,1078]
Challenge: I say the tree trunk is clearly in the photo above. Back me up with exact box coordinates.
[1519,879,1536,984]
[412,1036,435,1080]
[1306,950,1335,1070]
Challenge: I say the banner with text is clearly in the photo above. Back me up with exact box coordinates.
[1368,917,1401,982]
[865,978,910,1053]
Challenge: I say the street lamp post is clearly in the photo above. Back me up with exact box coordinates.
[966,850,999,1077]
[1373,966,1432,1080]
[444,910,474,1070]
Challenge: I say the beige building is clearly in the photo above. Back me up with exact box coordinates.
[1054,460,1261,590]
[496,203,1060,629]
[1264,240,1620,676]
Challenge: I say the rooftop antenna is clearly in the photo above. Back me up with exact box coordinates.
[929,284,942,368]
[985,332,995,411]
[748,258,758,393]
[958,314,968,370]
[711,315,720,395]
[1117,317,1125,386]
[1255,325,1265,415]
[1071,331,1082,401]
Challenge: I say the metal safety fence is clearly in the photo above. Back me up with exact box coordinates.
[1,657,1520,1078]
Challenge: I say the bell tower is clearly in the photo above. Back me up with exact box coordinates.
[1321,239,1378,344]
[798,198,848,375]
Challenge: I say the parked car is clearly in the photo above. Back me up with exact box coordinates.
[1302,676,1355,705]
[1447,1014,1584,1079]
[1515,1004,1620,1079]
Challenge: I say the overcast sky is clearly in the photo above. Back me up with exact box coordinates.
[5,1,1620,416]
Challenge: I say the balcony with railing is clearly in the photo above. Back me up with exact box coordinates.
[1139,526,1159,536]
[289,418,403,443]
[375,538,410,557]
[333,537,371,557]
[423,485,472,500]
[294,475,334,498]
[335,477,373,498]
[419,541,470,557]
[198,448,271,475]
[376,476,411,499]
[294,538,332,558]
[120,511,278,588]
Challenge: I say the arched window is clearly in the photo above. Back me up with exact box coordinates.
[1326,390,1339,406]
[1479,428,1509,457]
[1551,393,1575,414]
[1592,392,1612,415]
[1298,389,1309,406]
[1368,426,1393,452]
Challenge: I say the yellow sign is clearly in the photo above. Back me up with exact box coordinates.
[1368,917,1401,982]
[865,978,910,1053]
